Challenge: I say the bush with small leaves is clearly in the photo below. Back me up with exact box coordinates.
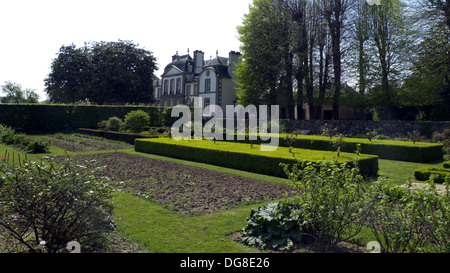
[281,160,368,251]
[0,157,115,253]
[124,110,150,133]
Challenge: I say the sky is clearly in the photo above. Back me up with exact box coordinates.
[0,0,253,101]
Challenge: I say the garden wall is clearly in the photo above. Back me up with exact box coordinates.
[290,120,450,138]
[0,104,178,133]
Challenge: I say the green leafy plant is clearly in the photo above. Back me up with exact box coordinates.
[124,110,150,133]
[0,157,114,253]
[364,178,450,253]
[241,202,303,251]
[281,160,368,251]
[332,134,346,157]
[365,128,383,142]
[321,123,338,139]
[25,138,51,154]
[105,116,124,132]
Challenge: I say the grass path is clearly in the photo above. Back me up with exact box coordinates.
[113,193,260,253]
[1,138,446,253]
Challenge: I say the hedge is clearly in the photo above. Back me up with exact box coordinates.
[77,128,157,144]
[0,104,178,133]
[134,138,379,177]
[414,166,450,183]
[231,133,443,163]
[444,161,450,169]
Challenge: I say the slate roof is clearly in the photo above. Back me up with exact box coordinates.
[163,54,231,78]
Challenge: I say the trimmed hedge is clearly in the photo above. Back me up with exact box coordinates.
[231,133,443,163]
[414,166,450,183]
[0,104,178,133]
[134,138,379,177]
[77,128,157,144]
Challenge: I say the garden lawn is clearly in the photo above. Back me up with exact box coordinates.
[1,132,446,253]
[113,192,260,253]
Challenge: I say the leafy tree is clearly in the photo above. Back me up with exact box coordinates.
[45,44,91,103]
[45,40,157,105]
[1,81,39,103]
[236,0,295,119]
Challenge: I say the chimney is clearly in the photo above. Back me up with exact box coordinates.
[193,50,204,74]
[228,51,242,79]
[172,51,179,62]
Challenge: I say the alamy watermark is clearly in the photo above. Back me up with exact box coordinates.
[171,97,280,151]
[366,0,382,5]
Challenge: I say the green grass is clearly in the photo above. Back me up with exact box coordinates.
[1,135,446,253]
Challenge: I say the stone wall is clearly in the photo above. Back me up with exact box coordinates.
[290,120,450,138]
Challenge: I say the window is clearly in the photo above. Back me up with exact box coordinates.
[164,80,168,94]
[204,98,211,114]
[170,79,175,94]
[205,79,211,93]
[186,85,191,96]
[194,84,198,95]
[176,78,181,94]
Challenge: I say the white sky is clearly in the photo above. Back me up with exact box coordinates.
[0,0,253,101]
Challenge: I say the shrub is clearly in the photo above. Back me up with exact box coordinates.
[0,157,114,253]
[365,179,450,253]
[124,110,150,133]
[280,160,369,251]
[105,116,124,132]
[25,138,51,154]
[241,202,303,251]
[414,167,450,183]
[0,124,16,144]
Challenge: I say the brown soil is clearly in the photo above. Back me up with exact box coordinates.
[41,135,133,152]
[54,152,296,216]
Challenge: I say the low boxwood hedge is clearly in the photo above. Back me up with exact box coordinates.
[78,128,157,144]
[134,138,379,177]
[414,166,450,183]
[231,133,443,163]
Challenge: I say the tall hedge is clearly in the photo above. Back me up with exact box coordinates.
[0,104,176,133]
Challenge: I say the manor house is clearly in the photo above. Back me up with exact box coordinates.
[153,49,241,113]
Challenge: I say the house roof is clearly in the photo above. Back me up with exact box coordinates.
[163,54,193,74]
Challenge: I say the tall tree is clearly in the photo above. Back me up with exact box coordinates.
[45,44,91,103]
[45,40,157,105]
[366,0,411,120]
[236,0,295,119]
[321,0,353,120]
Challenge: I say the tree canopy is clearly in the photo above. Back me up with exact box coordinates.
[45,40,157,105]
[1,81,39,103]
[236,0,450,121]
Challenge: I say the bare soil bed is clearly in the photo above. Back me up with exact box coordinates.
[53,152,296,216]
[41,135,133,152]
